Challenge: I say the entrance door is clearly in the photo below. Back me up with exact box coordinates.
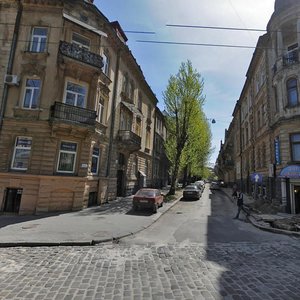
[294,186,300,214]
[3,188,22,213]
[117,170,124,197]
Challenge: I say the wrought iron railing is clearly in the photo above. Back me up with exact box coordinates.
[283,50,299,66]
[59,40,103,69]
[51,102,96,126]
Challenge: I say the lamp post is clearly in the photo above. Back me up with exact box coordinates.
[206,118,216,124]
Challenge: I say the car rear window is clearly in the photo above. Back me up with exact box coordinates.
[135,190,156,197]
[185,186,197,190]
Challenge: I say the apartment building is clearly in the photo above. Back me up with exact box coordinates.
[0,0,166,214]
[217,0,300,214]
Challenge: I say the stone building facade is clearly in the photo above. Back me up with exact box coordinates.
[217,0,300,214]
[0,0,168,214]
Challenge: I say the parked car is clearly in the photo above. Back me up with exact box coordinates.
[218,180,227,187]
[195,180,205,192]
[183,185,201,200]
[132,188,164,213]
[210,181,220,190]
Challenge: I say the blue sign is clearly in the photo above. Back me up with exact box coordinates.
[279,165,300,178]
[250,173,263,184]
[274,138,281,165]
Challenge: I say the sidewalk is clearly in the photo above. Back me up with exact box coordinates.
[0,191,182,247]
[222,188,300,237]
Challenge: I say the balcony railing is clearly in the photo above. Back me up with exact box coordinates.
[283,50,299,66]
[117,130,141,151]
[51,102,96,126]
[59,41,103,69]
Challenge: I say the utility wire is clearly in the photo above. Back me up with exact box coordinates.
[136,40,258,49]
[124,30,156,34]
[166,24,266,32]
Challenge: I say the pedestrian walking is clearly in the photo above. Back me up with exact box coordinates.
[233,190,249,219]
[232,184,238,204]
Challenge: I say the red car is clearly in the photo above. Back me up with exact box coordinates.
[132,188,164,213]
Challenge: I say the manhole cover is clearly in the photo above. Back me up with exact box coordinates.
[176,212,183,214]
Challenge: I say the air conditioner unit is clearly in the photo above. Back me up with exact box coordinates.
[4,74,19,85]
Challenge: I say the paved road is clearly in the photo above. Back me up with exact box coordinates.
[123,187,294,245]
[0,186,300,300]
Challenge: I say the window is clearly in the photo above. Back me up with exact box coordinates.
[11,137,32,170]
[138,93,142,111]
[274,86,279,112]
[287,78,298,107]
[96,97,105,124]
[57,141,77,173]
[146,128,151,149]
[120,111,132,130]
[72,32,90,50]
[23,79,40,109]
[132,155,137,176]
[122,73,129,95]
[136,118,142,136]
[102,52,110,76]
[291,133,300,162]
[91,147,100,175]
[257,109,261,129]
[129,81,134,100]
[64,81,87,108]
[30,27,48,52]
[147,104,151,119]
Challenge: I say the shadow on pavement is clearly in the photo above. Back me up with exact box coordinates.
[0,212,62,229]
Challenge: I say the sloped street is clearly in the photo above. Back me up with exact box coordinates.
[0,186,299,300]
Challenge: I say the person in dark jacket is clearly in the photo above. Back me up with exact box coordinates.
[233,191,249,219]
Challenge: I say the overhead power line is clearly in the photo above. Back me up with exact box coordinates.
[136,40,257,49]
[166,24,266,32]
[124,30,156,34]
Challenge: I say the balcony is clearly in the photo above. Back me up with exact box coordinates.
[59,41,103,70]
[117,130,141,153]
[51,102,96,126]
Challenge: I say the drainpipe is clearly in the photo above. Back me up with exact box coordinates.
[152,109,157,187]
[106,48,121,177]
[0,0,23,130]
[239,103,243,191]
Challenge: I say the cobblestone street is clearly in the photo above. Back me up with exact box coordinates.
[1,240,300,300]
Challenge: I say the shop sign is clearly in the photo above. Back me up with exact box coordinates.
[274,138,281,165]
[279,165,300,178]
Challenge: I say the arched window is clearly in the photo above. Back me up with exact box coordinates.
[287,78,298,107]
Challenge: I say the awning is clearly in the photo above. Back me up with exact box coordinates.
[121,101,143,118]
[63,13,107,37]
[279,165,300,179]
[138,170,146,177]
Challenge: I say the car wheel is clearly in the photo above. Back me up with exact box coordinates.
[160,201,163,207]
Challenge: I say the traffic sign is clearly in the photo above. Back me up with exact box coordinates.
[250,173,263,184]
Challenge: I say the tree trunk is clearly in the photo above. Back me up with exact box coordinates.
[168,149,182,195]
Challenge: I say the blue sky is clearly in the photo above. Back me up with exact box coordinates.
[95,0,275,165]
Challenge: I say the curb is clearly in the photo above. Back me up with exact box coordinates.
[0,192,183,248]
[221,189,300,238]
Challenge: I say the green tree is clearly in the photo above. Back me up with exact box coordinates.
[164,60,211,195]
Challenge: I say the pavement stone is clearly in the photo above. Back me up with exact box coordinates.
[0,241,299,299]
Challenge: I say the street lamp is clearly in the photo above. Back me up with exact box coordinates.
[207,118,216,124]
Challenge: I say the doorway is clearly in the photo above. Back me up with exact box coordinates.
[3,188,22,213]
[117,170,124,197]
[294,186,300,214]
